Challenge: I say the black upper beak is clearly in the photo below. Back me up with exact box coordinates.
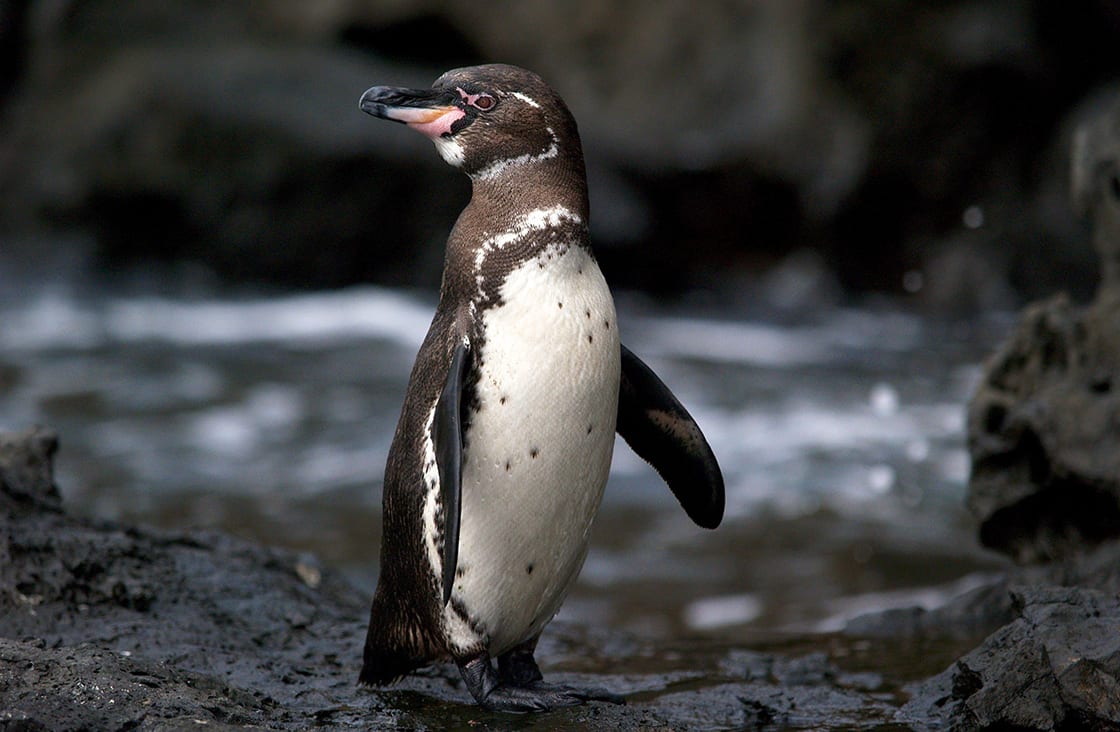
[359,85,467,139]
[359,86,452,121]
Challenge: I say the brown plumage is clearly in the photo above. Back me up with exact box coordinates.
[357,64,724,711]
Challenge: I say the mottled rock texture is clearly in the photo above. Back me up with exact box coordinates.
[968,92,1120,563]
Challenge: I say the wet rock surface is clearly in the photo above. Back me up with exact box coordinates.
[0,425,1010,729]
[0,426,925,730]
[0,416,1116,732]
[897,542,1120,731]
[2,412,1120,732]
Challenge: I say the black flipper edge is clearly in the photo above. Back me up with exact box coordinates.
[616,344,725,529]
[434,337,470,605]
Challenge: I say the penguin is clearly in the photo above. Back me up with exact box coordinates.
[357,64,724,712]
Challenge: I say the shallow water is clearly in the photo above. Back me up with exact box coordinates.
[0,279,1011,647]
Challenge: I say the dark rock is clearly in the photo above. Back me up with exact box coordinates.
[899,563,1120,730]
[2,2,1119,298]
[0,426,931,729]
[8,417,1120,728]
[0,425,425,729]
[968,294,1120,563]
[854,537,1120,635]
[841,538,1120,728]
[0,638,277,731]
[843,578,1015,641]
[0,425,60,510]
[0,38,462,289]
[656,649,895,731]
[654,680,895,731]
[864,90,1120,727]
[967,92,1120,563]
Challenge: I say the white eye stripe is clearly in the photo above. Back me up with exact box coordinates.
[510,92,540,108]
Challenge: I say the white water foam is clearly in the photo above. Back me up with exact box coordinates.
[1,287,434,351]
[627,308,924,367]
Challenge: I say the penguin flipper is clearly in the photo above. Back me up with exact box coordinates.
[616,344,725,529]
[434,338,470,605]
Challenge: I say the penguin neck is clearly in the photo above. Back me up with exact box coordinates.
[465,156,590,231]
[440,157,592,305]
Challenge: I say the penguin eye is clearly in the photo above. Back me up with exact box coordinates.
[471,94,496,111]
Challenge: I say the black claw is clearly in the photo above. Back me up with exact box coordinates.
[480,685,554,712]
[551,683,626,705]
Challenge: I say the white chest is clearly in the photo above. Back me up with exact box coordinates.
[441,243,620,655]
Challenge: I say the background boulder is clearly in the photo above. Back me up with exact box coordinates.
[967,91,1120,563]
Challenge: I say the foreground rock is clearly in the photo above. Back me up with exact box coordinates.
[842,539,1120,729]
[894,542,1120,730]
[6,425,1120,729]
[0,426,920,729]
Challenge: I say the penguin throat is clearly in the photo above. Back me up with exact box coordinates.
[468,205,585,315]
[433,137,466,168]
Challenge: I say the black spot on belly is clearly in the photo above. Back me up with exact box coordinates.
[604,320,610,330]
[587,424,593,434]
[530,447,539,459]
[587,334,593,344]
[585,309,591,319]
[505,460,511,471]
[499,396,507,405]
[526,563,534,575]
[456,567,466,579]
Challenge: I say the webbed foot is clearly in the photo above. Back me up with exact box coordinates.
[458,650,625,712]
[480,681,624,712]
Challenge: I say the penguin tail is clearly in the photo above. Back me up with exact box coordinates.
[358,637,425,686]
[358,591,435,686]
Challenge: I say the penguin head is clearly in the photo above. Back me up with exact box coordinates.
[360,64,582,181]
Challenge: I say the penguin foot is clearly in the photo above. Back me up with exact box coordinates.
[497,638,544,687]
[458,651,625,712]
[481,682,625,712]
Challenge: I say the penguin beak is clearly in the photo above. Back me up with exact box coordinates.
[360,86,466,139]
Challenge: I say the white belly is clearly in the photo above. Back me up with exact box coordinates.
[443,244,620,655]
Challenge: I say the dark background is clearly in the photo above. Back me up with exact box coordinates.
[2,0,1119,310]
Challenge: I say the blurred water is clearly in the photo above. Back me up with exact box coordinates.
[0,282,1011,642]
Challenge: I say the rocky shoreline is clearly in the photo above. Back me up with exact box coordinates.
[3,425,1119,731]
